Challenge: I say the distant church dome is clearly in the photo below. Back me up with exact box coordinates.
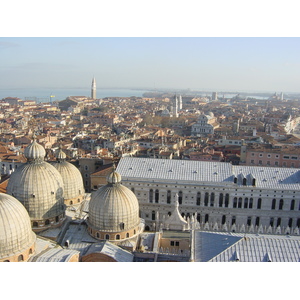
[0,193,36,262]
[7,138,65,232]
[51,147,85,206]
[87,168,140,242]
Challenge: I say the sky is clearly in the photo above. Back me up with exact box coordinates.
[1,37,300,93]
[1,1,300,94]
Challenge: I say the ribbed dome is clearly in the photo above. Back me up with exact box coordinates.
[0,193,36,260]
[51,149,84,203]
[88,170,140,232]
[7,162,65,220]
[24,138,46,161]
[7,141,64,223]
[107,170,122,184]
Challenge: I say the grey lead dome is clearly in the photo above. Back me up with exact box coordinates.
[7,138,65,221]
[88,170,140,232]
[0,193,36,259]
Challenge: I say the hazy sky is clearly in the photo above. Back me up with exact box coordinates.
[1,37,300,93]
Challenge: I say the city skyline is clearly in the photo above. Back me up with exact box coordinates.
[1,37,300,94]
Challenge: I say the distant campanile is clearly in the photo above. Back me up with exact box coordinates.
[91,77,96,99]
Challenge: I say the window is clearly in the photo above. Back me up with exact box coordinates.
[116,234,120,240]
[279,199,284,210]
[155,189,159,203]
[33,221,38,227]
[152,211,155,221]
[288,218,293,228]
[233,197,237,208]
[290,200,295,210]
[205,214,209,223]
[225,194,229,207]
[244,198,248,209]
[167,190,171,204]
[231,216,236,225]
[238,197,242,208]
[242,178,247,186]
[257,198,262,209]
[196,192,201,206]
[255,217,260,226]
[96,232,100,238]
[204,192,209,206]
[270,217,274,227]
[277,218,281,227]
[45,219,50,225]
[178,191,183,204]
[120,222,125,230]
[271,199,276,210]
[249,198,253,209]
[126,233,129,238]
[222,215,226,225]
[219,193,224,207]
[210,193,215,207]
[247,217,251,226]
[18,255,24,262]
[149,189,153,203]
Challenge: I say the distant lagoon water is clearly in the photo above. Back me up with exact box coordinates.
[0,87,274,102]
[0,88,153,102]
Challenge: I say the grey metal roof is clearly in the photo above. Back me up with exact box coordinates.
[117,157,300,189]
[84,241,134,262]
[30,248,80,262]
[193,231,300,262]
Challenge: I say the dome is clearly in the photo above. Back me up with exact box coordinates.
[7,141,65,231]
[107,169,122,184]
[24,137,46,161]
[51,148,85,206]
[88,170,140,234]
[0,193,36,261]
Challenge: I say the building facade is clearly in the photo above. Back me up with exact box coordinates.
[117,157,300,235]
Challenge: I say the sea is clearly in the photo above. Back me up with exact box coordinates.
[0,88,152,103]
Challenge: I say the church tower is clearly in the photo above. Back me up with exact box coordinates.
[91,77,96,99]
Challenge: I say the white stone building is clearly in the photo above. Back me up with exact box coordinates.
[117,157,300,235]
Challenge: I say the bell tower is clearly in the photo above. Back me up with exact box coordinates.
[91,77,96,99]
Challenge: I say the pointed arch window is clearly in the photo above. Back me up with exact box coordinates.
[219,193,224,207]
[196,192,201,206]
[249,198,253,209]
[231,216,236,225]
[271,199,276,210]
[155,189,159,203]
[205,214,209,223]
[222,215,226,225]
[290,200,295,210]
[167,190,171,204]
[244,197,248,209]
[288,218,293,228]
[255,217,260,226]
[178,191,183,204]
[149,189,153,203]
[204,192,209,206]
[238,197,242,208]
[225,194,229,207]
[257,198,262,209]
[233,197,237,208]
[210,193,215,207]
[279,199,284,210]
[277,218,281,227]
